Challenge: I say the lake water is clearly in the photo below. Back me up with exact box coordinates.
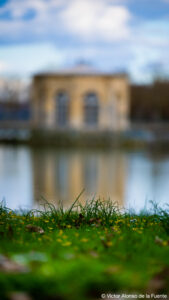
[0,145,169,212]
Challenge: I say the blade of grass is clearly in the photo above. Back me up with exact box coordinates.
[67,188,85,215]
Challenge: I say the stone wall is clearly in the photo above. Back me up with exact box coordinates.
[32,73,130,131]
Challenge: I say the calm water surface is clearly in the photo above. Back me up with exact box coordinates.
[0,145,169,212]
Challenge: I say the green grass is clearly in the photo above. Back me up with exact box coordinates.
[0,198,169,300]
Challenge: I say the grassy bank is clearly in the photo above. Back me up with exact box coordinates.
[0,199,169,300]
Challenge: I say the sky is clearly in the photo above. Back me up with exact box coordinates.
[0,0,169,83]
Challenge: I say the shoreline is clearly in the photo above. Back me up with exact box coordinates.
[0,127,169,150]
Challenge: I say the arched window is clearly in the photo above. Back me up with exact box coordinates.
[56,91,69,127]
[84,92,99,126]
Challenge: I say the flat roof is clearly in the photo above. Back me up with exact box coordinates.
[34,71,128,79]
[33,64,128,79]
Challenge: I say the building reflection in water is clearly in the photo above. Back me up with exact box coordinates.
[0,145,169,211]
[32,148,127,208]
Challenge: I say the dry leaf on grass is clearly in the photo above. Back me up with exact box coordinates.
[25,224,44,234]
[0,255,29,273]
[8,292,32,300]
[147,267,169,293]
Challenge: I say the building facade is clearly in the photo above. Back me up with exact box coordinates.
[32,69,130,131]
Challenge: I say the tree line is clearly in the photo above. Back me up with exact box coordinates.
[130,80,169,122]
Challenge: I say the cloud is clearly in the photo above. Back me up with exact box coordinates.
[0,0,169,82]
[60,0,131,41]
[0,60,9,72]
[128,18,169,82]
[0,0,131,43]
[0,43,65,77]
[0,0,60,19]
[0,0,64,42]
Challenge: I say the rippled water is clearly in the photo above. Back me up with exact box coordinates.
[0,145,169,212]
